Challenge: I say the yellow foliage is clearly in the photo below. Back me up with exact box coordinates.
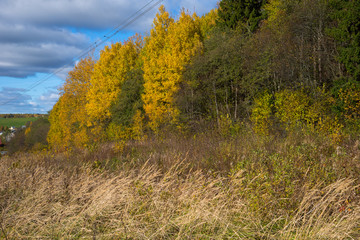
[47,95,73,149]
[131,110,145,140]
[251,89,344,144]
[251,92,273,135]
[142,6,203,132]
[113,140,126,154]
[106,110,145,142]
[198,9,218,38]
[263,0,289,30]
[106,122,130,141]
[317,115,344,144]
[86,36,142,125]
[338,85,360,122]
[25,127,31,136]
[47,57,94,150]
[274,89,311,130]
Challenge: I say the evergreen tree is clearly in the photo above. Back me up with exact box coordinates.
[217,0,267,32]
[328,0,360,82]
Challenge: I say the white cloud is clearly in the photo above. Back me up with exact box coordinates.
[29,101,38,106]
[0,87,60,114]
[0,87,33,113]
[36,90,60,113]
[40,93,59,101]
[0,0,218,113]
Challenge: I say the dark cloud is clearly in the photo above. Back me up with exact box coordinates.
[0,42,84,77]
[0,0,157,31]
[0,0,218,112]
[0,24,88,46]
[0,21,88,78]
[0,0,218,78]
[0,0,158,78]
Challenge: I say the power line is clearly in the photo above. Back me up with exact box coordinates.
[0,0,163,106]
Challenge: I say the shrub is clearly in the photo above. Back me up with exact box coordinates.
[250,91,273,135]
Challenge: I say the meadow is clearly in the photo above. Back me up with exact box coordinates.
[0,117,38,128]
[1,127,359,239]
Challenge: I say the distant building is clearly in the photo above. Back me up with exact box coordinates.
[6,132,15,142]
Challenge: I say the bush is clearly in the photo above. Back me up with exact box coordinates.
[251,89,344,143]
[7,118,50,154]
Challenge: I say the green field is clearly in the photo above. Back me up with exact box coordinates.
[0,117,38,128]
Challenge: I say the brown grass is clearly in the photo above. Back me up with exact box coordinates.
[0,130,359,239]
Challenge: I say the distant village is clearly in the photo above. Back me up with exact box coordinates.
[0,114,47,156]
[0,125,27,142]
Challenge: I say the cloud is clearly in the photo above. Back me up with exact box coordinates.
[39,92,59,102]
[0,21,90,77]
[0,87,34,113]
[0,24,88,45]
[0,0,156,78]
[0,0,218,113]
[0,42,87,78]
[36,89,60,113]
[0,87,60,113]
[0,0,218,78]
[0,0,158,31]
[0,0,217,33]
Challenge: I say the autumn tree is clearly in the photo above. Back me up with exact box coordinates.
[109,51,145,140]
[142,6,202,131]
[86,36,142,128]
[180,30,247,123]
[47,57,94,149]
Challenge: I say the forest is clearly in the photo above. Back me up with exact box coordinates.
[47,0,360,149]
[1,0,360,239]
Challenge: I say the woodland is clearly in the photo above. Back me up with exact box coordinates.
[1,0,360,239]
[46,0,360,149]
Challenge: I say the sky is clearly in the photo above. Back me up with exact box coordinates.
[0,0,219,114]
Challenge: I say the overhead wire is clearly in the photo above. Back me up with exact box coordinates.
[0,0,163,106]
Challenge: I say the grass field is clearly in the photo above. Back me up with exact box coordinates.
[1,128,359,239]
[0,117,38,128]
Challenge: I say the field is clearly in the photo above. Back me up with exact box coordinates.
[0,117,38,128]
[1,128,359,239]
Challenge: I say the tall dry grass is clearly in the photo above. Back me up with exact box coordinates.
[0,130,359,239]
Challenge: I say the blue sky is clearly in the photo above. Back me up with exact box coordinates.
[0,0,218,114]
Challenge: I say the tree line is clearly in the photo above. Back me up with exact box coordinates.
[0,114,46,118]
[48,0,360,150]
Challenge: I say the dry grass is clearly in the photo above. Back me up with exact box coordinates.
[0,131,359,239]
[0,154,256,239]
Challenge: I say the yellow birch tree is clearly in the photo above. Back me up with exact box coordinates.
[47,57,94,149]
[86,36,142,128]
[142,6,202,131]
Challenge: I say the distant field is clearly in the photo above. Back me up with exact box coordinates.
[0,117,38,128]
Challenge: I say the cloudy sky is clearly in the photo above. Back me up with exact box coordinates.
[0,0,218,114]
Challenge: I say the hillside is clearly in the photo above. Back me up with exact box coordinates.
[1,129,359,239]
[1,0,360,238]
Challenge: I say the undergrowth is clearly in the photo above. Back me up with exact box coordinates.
[0,127,359,239]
